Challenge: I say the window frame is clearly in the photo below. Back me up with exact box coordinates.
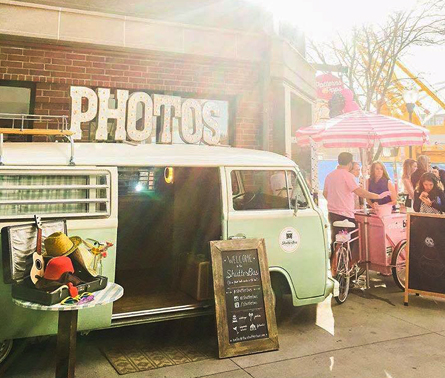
[0,80,37,142]
[228,167,297,212]
[286,170,310,210]
[0,80,36,115]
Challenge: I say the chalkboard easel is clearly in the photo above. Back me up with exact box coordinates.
[210,238,279,358]
[404,212,445,305]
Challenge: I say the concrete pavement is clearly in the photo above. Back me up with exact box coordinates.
[3,273,445,378]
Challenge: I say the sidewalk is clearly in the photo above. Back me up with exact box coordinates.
[3,273,445,378]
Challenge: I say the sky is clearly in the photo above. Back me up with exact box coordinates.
[255,0,419,41]
[249,0,445,114]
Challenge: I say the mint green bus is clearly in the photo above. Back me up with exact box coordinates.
[0,143,338,362]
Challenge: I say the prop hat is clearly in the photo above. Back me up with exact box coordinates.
[44,232,82,257]
[71,243,100,277]
[38,257,80,298]
[43,256,74,281]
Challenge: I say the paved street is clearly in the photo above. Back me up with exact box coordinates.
[2,272,445,378]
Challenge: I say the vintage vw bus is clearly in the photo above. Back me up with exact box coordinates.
[0,142,337,362]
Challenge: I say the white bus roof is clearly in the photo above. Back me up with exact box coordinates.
[1,143,296,168]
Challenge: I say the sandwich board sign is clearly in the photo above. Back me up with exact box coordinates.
[210,238,279,358]
[404,213,445,305]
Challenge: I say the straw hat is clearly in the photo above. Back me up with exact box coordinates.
[44,232,82,257]
[71,242,100,277]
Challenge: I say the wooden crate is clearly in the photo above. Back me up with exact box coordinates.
[180,257,213,301]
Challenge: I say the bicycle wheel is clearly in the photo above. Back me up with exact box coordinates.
[335,246,350,304]
[392,240,407,291]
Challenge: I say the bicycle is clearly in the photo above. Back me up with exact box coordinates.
[332,218,408,305]
[331,220,360,304]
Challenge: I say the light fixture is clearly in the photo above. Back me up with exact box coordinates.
[164,167,174,184]
[402,89,419,105]
[135,182,143,192]
[402,88,419,158]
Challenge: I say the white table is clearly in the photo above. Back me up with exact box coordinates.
[13,282,123,378]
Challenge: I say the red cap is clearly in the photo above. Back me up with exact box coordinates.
[43,256,74,281]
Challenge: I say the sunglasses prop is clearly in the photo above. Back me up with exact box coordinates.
[61,292,94,305]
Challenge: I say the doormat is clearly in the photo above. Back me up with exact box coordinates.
[101,340,217,375]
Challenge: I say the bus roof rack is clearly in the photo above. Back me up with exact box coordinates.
[0,113,74,166]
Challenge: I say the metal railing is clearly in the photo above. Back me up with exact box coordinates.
[0,113,74,165]
[0,113,69,131]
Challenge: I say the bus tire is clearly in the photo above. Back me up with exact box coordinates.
[271,274,288,321]
[0,339,13,365]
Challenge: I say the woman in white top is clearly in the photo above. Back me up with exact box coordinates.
[402,158,417,207]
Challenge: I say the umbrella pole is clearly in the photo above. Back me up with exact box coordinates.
[360,148,370,289]
[393,154,399,194]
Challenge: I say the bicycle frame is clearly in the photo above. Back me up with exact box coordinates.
[332,228,360,304]
[332,228,359,276]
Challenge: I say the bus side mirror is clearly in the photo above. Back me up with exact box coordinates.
[312,192,319,206]
[291,197,299,217]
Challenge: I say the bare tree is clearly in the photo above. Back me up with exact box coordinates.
[308,0,445,113]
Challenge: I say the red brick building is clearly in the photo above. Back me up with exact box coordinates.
[0,0,316,156]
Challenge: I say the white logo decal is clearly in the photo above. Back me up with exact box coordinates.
[425,237,435,248]
[279,227,300,253]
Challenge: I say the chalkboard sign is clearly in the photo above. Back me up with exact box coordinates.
[210,239,278,358]
[404,213,445,305]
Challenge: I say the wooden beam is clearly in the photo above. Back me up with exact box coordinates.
[0,129,73,136]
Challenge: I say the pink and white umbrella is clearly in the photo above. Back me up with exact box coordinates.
[296,110,430,148]
[297,109,431,197]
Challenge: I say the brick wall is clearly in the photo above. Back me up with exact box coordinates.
[0,42,265,149]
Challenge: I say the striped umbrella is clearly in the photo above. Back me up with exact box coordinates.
[296,110,430,148]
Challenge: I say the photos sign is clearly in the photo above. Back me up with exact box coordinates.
[70,86,228,145]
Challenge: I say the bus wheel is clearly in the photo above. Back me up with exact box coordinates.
[271,275,287,321]
[0,339,13,365]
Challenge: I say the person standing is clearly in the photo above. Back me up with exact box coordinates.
[437,166,445,189]
[350,161,362,209]
[350,161,361,178]
[413,172,445,214]
[411,155,430,188]
[432,166,445,191]
[323,152,381,244]
[402,158,417,207]
[367,161,397,210]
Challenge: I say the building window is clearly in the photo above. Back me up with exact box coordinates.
[0,81,36,132]
[0,81,35,115]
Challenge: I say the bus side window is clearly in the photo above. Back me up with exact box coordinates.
[231,171,241,196]
[231,170,289,211]
[287,171,309,209]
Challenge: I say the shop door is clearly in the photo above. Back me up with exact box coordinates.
[225,168,327,299]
